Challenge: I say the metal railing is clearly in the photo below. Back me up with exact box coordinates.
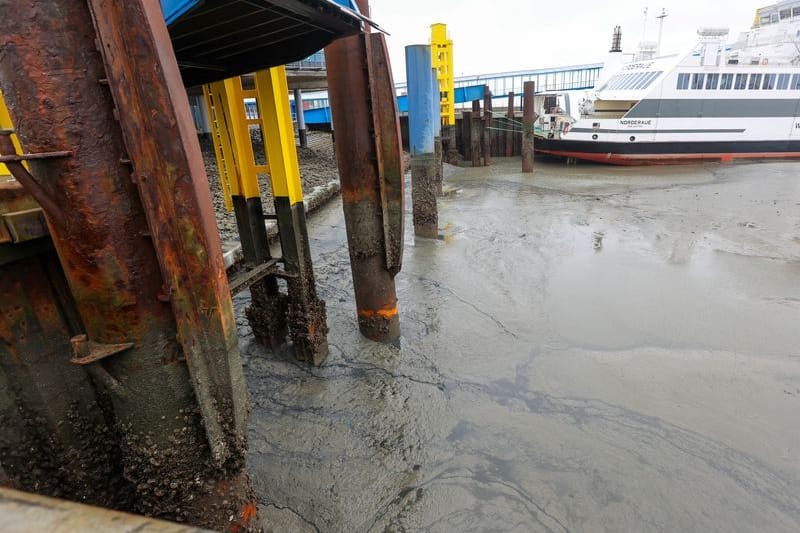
[286,51,326,71]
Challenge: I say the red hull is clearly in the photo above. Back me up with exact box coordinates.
[536,148,800,166]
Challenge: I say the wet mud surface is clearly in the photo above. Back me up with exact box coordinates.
[237,158,800,532]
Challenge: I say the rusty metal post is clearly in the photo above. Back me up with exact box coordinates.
[325,1,404,343]
[523,81,536,173]
[470,100,482,167]
[443,123,459,165]
[0,1,257,531]
[461,111,472,162]
[483,86,492,166]
[506,91,515,157]
[431,71,444,196]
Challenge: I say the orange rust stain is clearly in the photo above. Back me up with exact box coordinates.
[358,303,398,319]
[309,323,316,337]
[340,187,379,204]
[228,502,258,533]
[241,502,257,521]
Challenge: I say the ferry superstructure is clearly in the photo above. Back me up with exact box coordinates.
[536,1,800,164]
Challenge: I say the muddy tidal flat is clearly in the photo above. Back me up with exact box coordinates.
[237,158,800,532]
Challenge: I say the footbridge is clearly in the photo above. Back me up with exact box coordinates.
[299,62,604,125]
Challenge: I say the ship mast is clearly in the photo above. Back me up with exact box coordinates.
[656,8,668,56]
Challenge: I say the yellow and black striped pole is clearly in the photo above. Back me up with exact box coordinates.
[204,76,288,349]
[255,66,328,365]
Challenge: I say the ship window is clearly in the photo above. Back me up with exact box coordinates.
[791,74,800,89]
[609,74,630,90]
[760,15,771,25]
[677,73,690,90]
[734,74,748,90]
[634,72,652,89]
[602,75,619,90]
[691,73,705,89]
[780,9,791,19]
[771,13,780,23]
[763,73,776,89]
[630,73,647,89]
[705,73,720,90]
[621,73,643,90]
[720,73,734,89]
[794,7,800,17]
[627,73,646,89]
[638,71,663,89]
[748,73,762,90]
[613,74,632,90]
[777,73,791,89]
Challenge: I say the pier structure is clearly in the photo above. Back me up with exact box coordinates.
[0,0,404,529]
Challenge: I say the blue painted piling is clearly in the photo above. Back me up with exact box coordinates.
[405,45,438,238]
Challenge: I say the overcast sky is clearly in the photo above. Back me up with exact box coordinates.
[368,0,760,83]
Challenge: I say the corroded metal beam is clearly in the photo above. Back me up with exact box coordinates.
[0,1,257,530]
[483,85,492,167]
[325,1,404,343]
[523,81,536,173]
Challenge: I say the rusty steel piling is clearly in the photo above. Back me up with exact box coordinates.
[523,81,536,173]
[483,86,492,167]
[0,1,257,530]
[506,91,515,157]
[325,0,404,343]
[461,110,472,162]
[470,100,482,167]
[431,71,444,196]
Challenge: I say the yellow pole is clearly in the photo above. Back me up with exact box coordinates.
[253,67,303,206]
[203,82,238,211]
[0,91,25,177]
[430,23,455,126]
[203,77,265,211]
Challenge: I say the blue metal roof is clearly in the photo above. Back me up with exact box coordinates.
[162,0,357,26]
[160,0,201,26]
[162,0,362,86]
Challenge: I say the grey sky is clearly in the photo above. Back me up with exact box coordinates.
[369,1,760,83]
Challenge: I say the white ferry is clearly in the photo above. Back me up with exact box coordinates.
[537,1,800,165]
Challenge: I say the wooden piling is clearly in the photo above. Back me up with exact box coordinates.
[506,91,515,157]
[470,100,481,167]
[483,85,492,166]
[522,81,535,173]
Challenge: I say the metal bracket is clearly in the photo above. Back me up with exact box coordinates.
[2,207,48,243]
[0,130,73,162]
[228,257,281,294]
[70,334,134,365]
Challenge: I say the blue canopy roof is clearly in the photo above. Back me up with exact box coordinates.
[159,0,363,86]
